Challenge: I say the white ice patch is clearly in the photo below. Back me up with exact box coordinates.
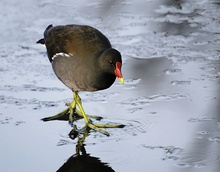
[52,52,72,61]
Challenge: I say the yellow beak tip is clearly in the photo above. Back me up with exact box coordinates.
[118,78,124,85]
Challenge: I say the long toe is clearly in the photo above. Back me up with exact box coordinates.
[87,123,110,136]
[75,109,103,121]
[41,107,70,121]
[93,123,125,128]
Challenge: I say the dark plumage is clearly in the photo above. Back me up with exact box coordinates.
[37,24,123,91]
[37,24,124,136]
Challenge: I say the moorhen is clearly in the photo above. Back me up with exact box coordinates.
[37,24,124,136]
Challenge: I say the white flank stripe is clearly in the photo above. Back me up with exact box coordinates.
[52,52,72,61]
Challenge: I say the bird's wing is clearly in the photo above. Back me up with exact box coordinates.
[51,53,81,91]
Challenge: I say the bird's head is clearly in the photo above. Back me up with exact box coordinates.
[99,48,124,84]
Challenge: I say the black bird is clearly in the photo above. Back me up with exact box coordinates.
[37,24,124,136]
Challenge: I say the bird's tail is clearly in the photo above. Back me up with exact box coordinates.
[36,24,53,44]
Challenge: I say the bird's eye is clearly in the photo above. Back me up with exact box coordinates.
[109,60,113,64]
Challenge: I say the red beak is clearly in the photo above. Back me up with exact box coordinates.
[114,62,124,84]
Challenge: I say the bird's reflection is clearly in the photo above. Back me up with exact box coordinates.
[57,128,115,172]
[43,108,116,171]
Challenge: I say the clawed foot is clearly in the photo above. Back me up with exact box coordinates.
[87,122,125,136]
[41,107,102,122]
[42,92,125,136]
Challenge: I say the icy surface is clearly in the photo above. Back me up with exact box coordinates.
[0,0,219,172]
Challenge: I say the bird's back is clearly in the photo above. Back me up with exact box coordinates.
[41,25,112,62]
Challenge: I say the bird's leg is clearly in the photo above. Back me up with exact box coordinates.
[74,92,89,124]
[41,94,101,122]
[74,92,110,136]
[41,95,78,122]
[42,92,125,136]
[67,96,78,125]
[63,106,102,120]
[75,109,103,120]
[74,92,125,136]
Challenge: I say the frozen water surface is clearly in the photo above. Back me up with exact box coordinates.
[0,0,220,172]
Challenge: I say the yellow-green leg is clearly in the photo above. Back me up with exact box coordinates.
[74,92,124,136]
[42,92,125,136]
[41,92,101,122]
